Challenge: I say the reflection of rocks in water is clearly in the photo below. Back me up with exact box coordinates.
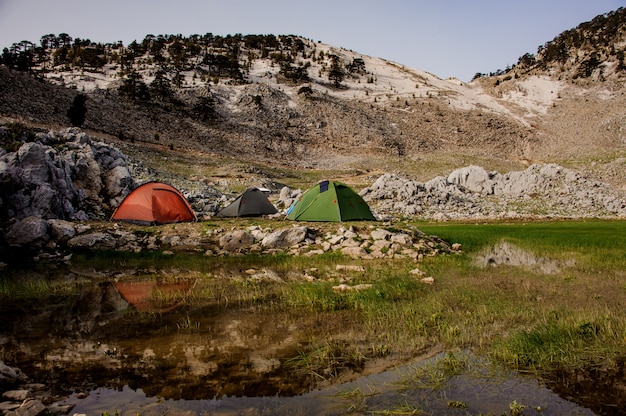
[475,240,574,274]
[546,358,626,415]
[0,275,313,400]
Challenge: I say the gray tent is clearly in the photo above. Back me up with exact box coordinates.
[216,187,278,217]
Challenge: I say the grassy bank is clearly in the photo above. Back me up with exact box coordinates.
[413,219,626,371]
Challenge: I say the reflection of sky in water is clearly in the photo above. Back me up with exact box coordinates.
[64,355,596,416]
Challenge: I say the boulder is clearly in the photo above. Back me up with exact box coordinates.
[104,165,133,203]
[390,233,412,246]
[447,165,493,194]
[14,398,46,416]
[47,219,76,243]
[363,163,626,219]
[4,217,49,247]
[0,360,19,386]
[0,128,136,222]
[341,246,371,259]
[2,390,32,401]
[219,230,255,251]
[67,233,116,250]
[370,228,392,240]
[261,226,309,249]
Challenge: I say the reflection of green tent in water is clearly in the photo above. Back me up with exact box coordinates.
[113,280,194,313]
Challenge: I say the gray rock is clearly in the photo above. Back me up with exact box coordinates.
[104,165,133,201]
[447,165,493,194]
[4,216,49,247]
[261,226,309,249]
[2,389,32,401]
[14,398,46,416]
[362,163,626,220]
[341,246,371,259]
[0,360,19,382]
[0,128,137,222]
[391,233,412,246]
[47,219,76,243]
[370,228,392,240]
[219,230,255,251]
[67,233,116,250]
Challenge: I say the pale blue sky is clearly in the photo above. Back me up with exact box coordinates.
[0,0,624,81]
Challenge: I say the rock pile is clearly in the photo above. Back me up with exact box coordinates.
[2,217,459,264]
[361,164,626,220]
[0,126,227,225]
[0,360,73,416]
[0,127,134,222]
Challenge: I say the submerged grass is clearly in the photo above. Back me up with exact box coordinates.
[3,219,624,393]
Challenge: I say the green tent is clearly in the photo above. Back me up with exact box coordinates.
[286,180,376,222]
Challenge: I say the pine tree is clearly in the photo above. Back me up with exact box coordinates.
[67,94,87,127]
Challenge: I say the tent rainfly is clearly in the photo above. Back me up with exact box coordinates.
[286,180,376,222]
[111,182,197,225]
[216,187,278,217]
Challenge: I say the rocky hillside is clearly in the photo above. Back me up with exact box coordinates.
[0,34,536,167]
[0,8,625,210]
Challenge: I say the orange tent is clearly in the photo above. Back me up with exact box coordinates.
[111,182,197,225]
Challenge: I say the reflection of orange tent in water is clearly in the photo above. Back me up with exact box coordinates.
[113,280,194,313]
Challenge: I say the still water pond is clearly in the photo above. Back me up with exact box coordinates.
[0,266,605,415]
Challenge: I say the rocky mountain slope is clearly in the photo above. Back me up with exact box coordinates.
[1,8,625,213]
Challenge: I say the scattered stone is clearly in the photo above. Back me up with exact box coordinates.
[370,229,392,240]
[421,277,435,284]
[0,401,20,412]
[336,265,366,272]
[332,283,373,292]
[0,360,19,382]
[47,219,77,243]
[391,233,412,246]
[409,268,426,276]
[45,402,75,415]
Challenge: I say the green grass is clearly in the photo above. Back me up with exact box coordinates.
[415,219,625,257]
[274,220,626,380]
[411,219,626,369]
